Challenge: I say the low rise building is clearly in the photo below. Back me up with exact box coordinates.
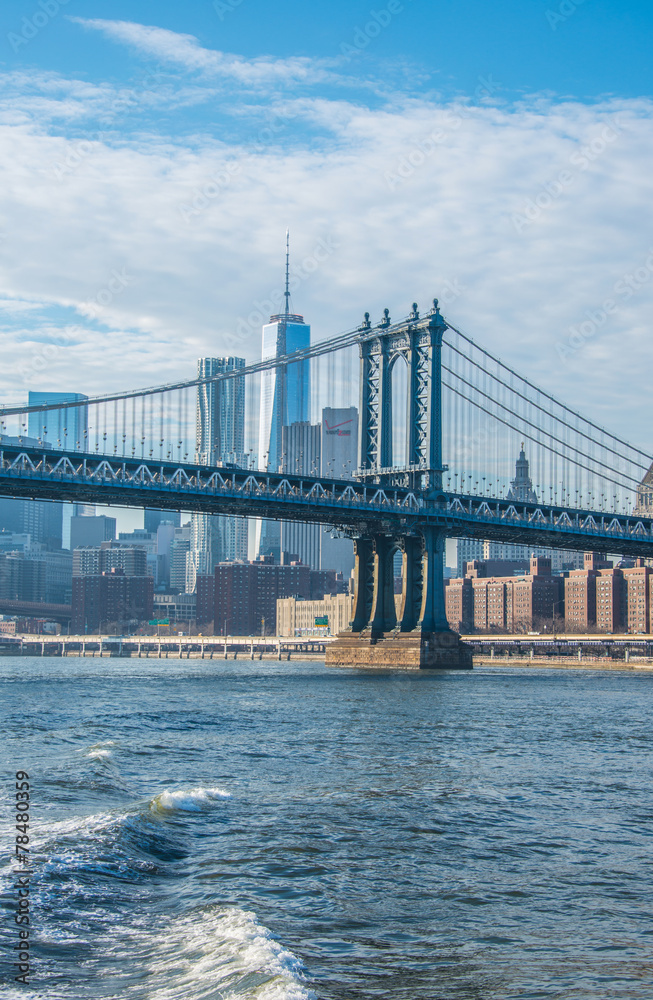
[277,593,355,636]
[153,592,197,624]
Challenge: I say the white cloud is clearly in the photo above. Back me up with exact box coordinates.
[0,297,44,315]
[69,18,338,87]
[0,52,652,453]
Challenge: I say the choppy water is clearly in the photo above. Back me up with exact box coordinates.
[1,657,652,999]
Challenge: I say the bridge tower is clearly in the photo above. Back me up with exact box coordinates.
[326,299,472,670]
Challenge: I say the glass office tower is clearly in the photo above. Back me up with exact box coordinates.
[186,357,247,592]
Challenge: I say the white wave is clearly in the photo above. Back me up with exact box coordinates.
[75,740,117,752]
[133,905,315,1000]
[151,785,232,813]
[74,740,118,759]
[22,783,230,849]
[32,810,118,844]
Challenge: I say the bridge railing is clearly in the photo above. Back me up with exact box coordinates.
[3,445,653,553]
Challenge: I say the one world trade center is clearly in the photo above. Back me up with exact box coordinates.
[255,234,310,560]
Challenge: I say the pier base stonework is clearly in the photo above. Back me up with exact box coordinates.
[333,302,475,672]
[325,630,473,670]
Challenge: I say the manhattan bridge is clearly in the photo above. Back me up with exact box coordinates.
[1,299,652,667]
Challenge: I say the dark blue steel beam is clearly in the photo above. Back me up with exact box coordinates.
[2,444,653,556]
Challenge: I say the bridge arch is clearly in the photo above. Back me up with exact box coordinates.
[388,350,409,470]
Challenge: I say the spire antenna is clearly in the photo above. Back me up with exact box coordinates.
[284,229,290,320]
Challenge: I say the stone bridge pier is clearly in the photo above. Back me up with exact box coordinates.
[325,299,472,670]
[326,526,472,669]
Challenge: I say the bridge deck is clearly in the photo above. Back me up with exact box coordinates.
[2,444,653,556]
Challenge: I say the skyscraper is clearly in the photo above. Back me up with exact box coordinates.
[27,391,88,450]
[319,406,358,579]
[276,407,359,574]
[280,421,321,568]
[255,233,311,560]
[187,356,247,592]
[144,509,181,534]
[169,523,191,593]
[27,391,92,547]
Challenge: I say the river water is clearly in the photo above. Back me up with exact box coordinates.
[1,657,652,999]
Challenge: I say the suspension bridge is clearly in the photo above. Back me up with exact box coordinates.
[1,298,651,668]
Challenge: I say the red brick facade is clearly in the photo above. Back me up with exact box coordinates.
[72,572,153,632]
[446,557,562,633]
[214,561,339,635]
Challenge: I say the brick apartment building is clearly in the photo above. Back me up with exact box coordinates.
[446,557,563,632]
[72,570,153,632]
[196,573,215,626]
[73,541,148,577]
[595,568,625,632]
[564,554,652,633]
[565,552,608,628]
[444,577,474,632]
[210,558,340,634]
[623,563,650,633]
[72,540,153,632]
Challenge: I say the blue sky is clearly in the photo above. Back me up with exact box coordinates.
[0,0,652,468]
[4,1,653,101]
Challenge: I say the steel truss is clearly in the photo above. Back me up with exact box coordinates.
[2,445,653,556]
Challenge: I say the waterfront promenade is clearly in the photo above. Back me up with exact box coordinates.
[3,631,653,667]
[0,633,330,659]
